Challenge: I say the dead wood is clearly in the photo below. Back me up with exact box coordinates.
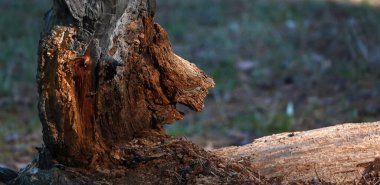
[216,122,380,184]
[5,0,380,184]
[36,0,213,167]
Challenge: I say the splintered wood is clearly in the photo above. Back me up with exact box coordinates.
[37,0,213,166]
[10,0,380,184]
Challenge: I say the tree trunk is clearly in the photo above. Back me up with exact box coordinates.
[36,0,213,167]
[5,0,380,184]
[9,0,258,184]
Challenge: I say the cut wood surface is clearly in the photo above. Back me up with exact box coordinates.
[215,122,380,184]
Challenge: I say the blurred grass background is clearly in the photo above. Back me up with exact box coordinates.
[1,0,380,169]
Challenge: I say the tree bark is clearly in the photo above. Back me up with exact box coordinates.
[9,0,259,184]
[36,0,213,167]
[5,0,380,184]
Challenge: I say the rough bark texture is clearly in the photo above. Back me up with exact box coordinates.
[10,122,380,184]
[216,122,380,184]
[5,0,380,184]
[9,131,259,185]
[37,0,213,167]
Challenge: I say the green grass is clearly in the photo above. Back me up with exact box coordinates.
[1,0,380,155]
[0,0,50,164]
[0,0,51,95]
[0,2,50,99]
[157,0,380,143]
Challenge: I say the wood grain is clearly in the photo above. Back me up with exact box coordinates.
[215,122,380,184]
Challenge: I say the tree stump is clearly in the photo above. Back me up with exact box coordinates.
[37,0,214,167]
[8,0,258,184]
[4,0,380,184]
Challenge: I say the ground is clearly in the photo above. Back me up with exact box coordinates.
[1,0,380,171]
[9,131,261,185]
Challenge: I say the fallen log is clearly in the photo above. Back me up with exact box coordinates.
[216,122,380,184]
[8,122,380,184]
[4,0,380,184]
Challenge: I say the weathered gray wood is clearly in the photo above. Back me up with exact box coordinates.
[215,122,380,184]
[5,0,380,184]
